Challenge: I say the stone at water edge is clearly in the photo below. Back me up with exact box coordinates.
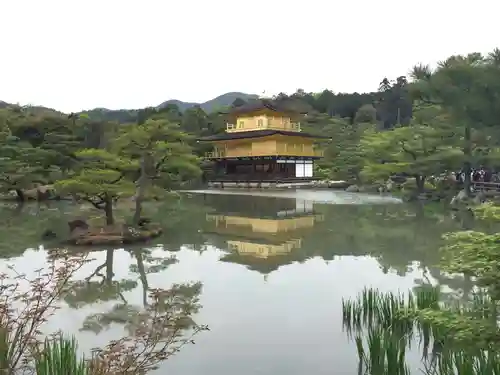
[450,190,469,206]
[346,184,360,192]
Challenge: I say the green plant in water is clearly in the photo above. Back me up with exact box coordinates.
[355,326,410,375]
[34,336,87,375]
[343,286,500,375]
[342,287,439,375]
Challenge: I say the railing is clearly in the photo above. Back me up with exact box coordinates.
[205,149,226,158]
[226,122,301,132]
[205,148,324,159]
[472,181,500,192]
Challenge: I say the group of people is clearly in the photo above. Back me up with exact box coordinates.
[455,168,495,184]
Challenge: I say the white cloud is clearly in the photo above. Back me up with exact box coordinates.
[1,0,498,112]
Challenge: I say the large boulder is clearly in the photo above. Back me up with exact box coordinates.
[450,190,469,206]
[346,184,360,192]
[472,191,487,205]
[68,219,90,238]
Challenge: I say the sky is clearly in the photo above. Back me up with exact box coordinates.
[1,0,499,113]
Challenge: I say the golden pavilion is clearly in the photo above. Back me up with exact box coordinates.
[198,99,329,185]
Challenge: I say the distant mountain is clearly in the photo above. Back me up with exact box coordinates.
[0,92,258,123]
[77,92,257,123]
[158,92,258,112]
[0,101,64,116]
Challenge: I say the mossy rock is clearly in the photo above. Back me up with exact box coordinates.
[68,224,163,246]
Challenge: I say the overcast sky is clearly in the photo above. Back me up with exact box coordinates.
[1,0,498,113]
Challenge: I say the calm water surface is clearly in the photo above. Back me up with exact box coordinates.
[0,191,472,374]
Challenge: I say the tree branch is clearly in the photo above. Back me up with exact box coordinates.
[85,262,107,281]
[110,174,124,184]
[83,196,105,210]
[155,155,168,172]
[399,140,418,160]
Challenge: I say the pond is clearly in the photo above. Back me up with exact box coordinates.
[0,190,474,374]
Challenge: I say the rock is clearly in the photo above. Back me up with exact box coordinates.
[313,180,329,188]
[390,175,408,184]
[69,225,163,246]
[23,185,57,201]
[42,229,57,240]
[328,180,349,189]
[68,219,89,233]
[450,190,469,206]
[473,191,487,205]
[138,217,152,227]
[346,184,360,192]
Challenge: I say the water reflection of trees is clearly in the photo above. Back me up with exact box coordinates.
[0,195,484,310]
[0,202,70,257]
[64,249,138,308]
[61,247,202,335]
[0,197,211,260]
[58,197,209,333]
[197,194,482,298]
[147,199,211,253]
[202,198,463,276]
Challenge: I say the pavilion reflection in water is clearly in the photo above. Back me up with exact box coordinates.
[202,194,324,274]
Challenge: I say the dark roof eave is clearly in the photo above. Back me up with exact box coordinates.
[197,130,331,142]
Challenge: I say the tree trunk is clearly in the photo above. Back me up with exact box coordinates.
[133,153,148,226]
[104,193,114,225]
[105,249,114,283]
[463,123,472,196]
[15,189,25,202]
[134,251,149,307]
[415,175,426,194]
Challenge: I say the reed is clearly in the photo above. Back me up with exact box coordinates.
[34,336,88,375]
[341,286,500,374]
[342,287,437,374]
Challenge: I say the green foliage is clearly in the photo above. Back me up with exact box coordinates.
[360,106,462,191]
[0,104,205,216]
[55,149,137,201]
[410,50,500,190]
[34,336,88,375]
[411,52,500,128]
[343,287,500,375]
[115,118,201,191]
[306,115,373,182]
[0,110,62,195]
[342,287,439,375]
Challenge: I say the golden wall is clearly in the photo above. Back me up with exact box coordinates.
[227,239,302,258]
[208,215,317,232]
[210,135,323,158]
[227,110,300,133]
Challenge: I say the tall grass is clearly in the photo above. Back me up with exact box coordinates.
[342,286,500,374]
[0,322,88,375]
[342,287,439,375]
[34,336,88,375]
